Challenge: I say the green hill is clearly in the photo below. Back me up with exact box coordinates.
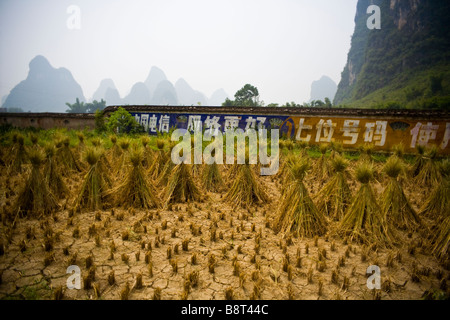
[334,0,450,109]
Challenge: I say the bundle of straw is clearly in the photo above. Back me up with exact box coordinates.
[329,141,343,160]
[164,162,202,205]
[109,135,122,158]
[9,133,27,174]
[381,156,421,230]
[149,139,168,179]
[111,146,160,209]
[202,162,224,192]
[359,144,374,163]
[419,159,450,219]
[414,146,440,188]
[410,145,426,178]
[273,159,327,237]
[294,140,309,157]
[315,155,352,221]
[338,162,392,245]
[140,136,154,168]
[431,214,449,261]
[224,157,268,208]
[13,149,59,217]
[73,147,111,211]
[44,143,68,199]
[313,144,331,184]
[117,137,132,171]
[57,137,83,174]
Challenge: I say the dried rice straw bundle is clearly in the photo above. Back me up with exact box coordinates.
[338,162,392,245]
[295,140,309,157]
[277,153,299,185]
[76,132,85,148]
[140,136,154,168]
[109,134,122,158]
[190,136,203,178]
[313,143,332,184]
[9,133,28,174]
[110,146,160,209]
[414,146,440,188]
[57,137,83,174]
[90,137,102,147]
[410,144,426,178]
[12,148,59,217]
[431,214,450,261]
[381,156,421,230]
[117,136,131,165]
[44,143,68,199]
[202,161,224,192]
[391,143,405,159]
[28,133,39,147]
[224,158,268,209]
[390,143,409,183]
[419,159,450,219]
[149,138,168,179]
[359,144,375,163]
[329,141,343,160]
[164,162,202,206]
[73,147,111,211]
[314,155,352,221]
[273,158,327,236]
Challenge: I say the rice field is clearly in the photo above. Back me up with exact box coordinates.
[0,127,448,300]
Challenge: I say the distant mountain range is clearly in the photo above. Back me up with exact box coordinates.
[2,56,230,112]
[2,55,85,112]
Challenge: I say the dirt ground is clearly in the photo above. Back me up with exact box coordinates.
[0,157,448,300]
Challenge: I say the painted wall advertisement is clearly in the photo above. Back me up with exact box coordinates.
[131,112,450,154]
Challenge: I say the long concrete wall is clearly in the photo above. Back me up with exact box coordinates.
[2,106,450,154]
[0,112,95,130]
[106,105,450,155]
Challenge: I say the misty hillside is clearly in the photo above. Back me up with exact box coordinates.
[151,80,178,105]
[1,55,229,112]
[334,0,450,109]
[122,82,151,105]
[175,78,208,106]
[92,79,117,102]
[144,66,168,102]
[208,88,230,107]
[2,55,85,112]
[309,75,337,102]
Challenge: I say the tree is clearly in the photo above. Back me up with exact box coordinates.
[106,107,143,134]
[234,84,260,107]
[283,102,302,108]
[222,84,262,107]
[86,99,106,113]
[324,97,332,108]
[94,110,107,133]
[222,98,234,107]
[304,100,326,108]
[66,98,87,113]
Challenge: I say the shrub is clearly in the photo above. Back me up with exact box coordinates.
[106,107,143,134]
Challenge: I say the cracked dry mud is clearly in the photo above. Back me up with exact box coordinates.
[0,160,448,300]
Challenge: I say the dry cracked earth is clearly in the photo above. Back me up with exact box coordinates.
[0,160,449,300]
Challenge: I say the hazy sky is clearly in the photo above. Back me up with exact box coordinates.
[0,0,358,105]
